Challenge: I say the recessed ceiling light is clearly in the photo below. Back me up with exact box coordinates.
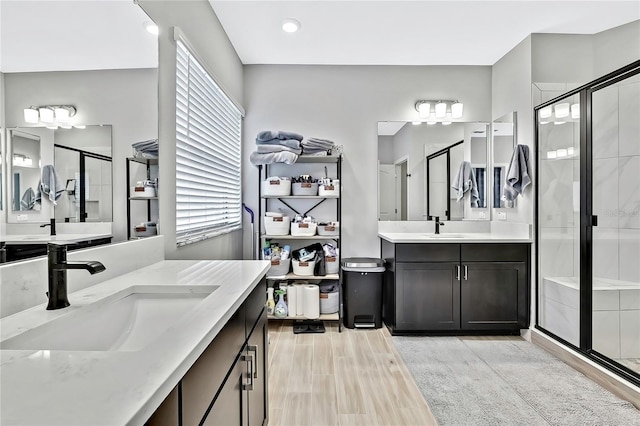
[144,21,159,36]
[282,18,301,33]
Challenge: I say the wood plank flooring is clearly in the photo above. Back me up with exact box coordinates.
[267,321,437,426]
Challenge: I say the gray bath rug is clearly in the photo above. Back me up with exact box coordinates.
[392,336,640,426]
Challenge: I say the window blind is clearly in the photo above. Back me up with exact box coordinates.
[175,40,242,246]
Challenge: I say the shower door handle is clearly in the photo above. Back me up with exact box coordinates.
[591,215,598,227]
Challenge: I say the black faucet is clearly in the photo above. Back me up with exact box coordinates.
[46,243,106,310]
[432,216,445,234]
[40,218,56,236]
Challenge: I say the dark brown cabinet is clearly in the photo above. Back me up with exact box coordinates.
[382,240,530,334]
[146,279,268,426]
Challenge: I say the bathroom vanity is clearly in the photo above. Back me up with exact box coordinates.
[0,259,270,425]
[379,232,531,334]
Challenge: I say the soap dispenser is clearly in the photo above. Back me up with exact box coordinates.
[266,287,275,315]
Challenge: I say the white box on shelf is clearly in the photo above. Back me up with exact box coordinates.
[264,216,291,235]
[292,182,318,196]
[325,256,339,274]
[318,181,340,197]
[292,259,316,276]
[262,177,291,196]
[266,258,290,277]
[317,223,339,236]
[130,186,156,198]
[291,222,317,236]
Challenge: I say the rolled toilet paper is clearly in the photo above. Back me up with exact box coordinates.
[286,284,298,318]
[303,284,320,319]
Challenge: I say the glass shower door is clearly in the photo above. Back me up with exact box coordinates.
[590,72,640,374]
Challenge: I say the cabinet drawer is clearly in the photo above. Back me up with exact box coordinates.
[246,279,266,337]
[396,243,459,262]
[461,243,529,262]
[181,308,245,426]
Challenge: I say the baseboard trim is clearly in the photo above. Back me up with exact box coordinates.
[531,329,640,409]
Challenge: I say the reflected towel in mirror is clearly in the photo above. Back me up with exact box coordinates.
[502,144,531,201]
[36,165,65,205]
[452,161,479,207]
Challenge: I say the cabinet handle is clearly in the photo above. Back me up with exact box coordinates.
[463,265,468,280]
[248,345,259,379]
[241,354,254,391]
[456,265,460,280]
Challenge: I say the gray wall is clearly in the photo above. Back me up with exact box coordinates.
[139,0,244,260]
[243,65,492,258]
[3,68,157,241]
[377,135,394,164]
[594,20,640,77]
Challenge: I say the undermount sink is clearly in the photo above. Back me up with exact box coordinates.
[423,234,466,238]
[1,285,218,352]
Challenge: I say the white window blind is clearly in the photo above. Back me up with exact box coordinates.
[175,40,242,246]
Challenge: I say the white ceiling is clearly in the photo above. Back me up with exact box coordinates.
[209,0,640,66]
[0,0,157,73]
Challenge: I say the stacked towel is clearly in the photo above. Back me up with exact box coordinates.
[452,161,479,207]
[502,144,531,201]
[302,137,335,155]
[35,165,65,206]
[250,130,303,165]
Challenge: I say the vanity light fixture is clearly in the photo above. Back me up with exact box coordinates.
[539,106,552,119]
[415,100,463,123]
[23,105,77,126]
[412,121,422,125]
[282,18,301,33]
[554,102,570,119]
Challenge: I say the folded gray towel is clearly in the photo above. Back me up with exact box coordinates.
[452,161,479,206]
[255,138,302,150]
[256,144,302,155]
[256,130,303,142]
[250,151,298,165]
[503,144,531,201]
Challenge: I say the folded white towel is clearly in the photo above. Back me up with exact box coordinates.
[250,151,298,165]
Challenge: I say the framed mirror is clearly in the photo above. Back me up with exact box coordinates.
[492,112,517,208]
[8,130,41,213]
[378,121,489,221]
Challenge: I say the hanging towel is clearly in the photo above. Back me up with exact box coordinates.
[452,161,479,206]
[20,187,36,211]
[39,165,65,205]
[256,130,304,142]
[249,151,298,165]
[502,144,531,201]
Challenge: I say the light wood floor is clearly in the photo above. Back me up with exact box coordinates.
[267,321,437,426]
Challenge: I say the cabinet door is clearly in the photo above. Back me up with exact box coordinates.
[247,313,268,426]
[202,355,248,426]
[461,262,527,330]
[396,262,460,331]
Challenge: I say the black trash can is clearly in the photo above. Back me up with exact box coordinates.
[341,257,385,329]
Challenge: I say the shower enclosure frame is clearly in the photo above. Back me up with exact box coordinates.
[534,59,640,387]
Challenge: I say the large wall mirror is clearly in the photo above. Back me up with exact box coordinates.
[378,121,489,221]
[0,1,158,245]
[492,111,517,208]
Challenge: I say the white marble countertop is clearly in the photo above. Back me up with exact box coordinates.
[0,259,270,426]
[378,231,532,243]
[1,233,113,245]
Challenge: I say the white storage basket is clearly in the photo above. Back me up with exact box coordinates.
[262,177,291,196]
[266,258,290,277]
[317,223,339,236]
[292,182,318,196]
[318,181,340,197]
[290,222,317,236]
[292,259,316,276]
[264,216,291,235]
[325,256,339,274]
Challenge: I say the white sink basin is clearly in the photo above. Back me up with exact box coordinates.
[1,285,218,352]
[423,234,466,238]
